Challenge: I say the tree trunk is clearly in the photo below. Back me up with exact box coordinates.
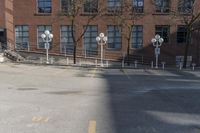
[196,42,200,66]
[183,30,191,68]
[73,44,76,64]
[127,39,130,66]
[71,19,76,64]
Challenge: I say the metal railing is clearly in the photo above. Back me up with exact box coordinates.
[0,41,194,68]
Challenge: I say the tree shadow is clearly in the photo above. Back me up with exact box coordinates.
[111,29,200,68]
[101,69,200,133]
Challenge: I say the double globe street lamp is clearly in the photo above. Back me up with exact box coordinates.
[96,33,108,67]
[151,34,164,69]
[41,30,53,64]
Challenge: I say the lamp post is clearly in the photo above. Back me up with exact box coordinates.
[151,34,164,69]
[41,30,53,64]
[96,33,108,67]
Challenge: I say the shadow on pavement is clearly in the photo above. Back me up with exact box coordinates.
[102,70,200,133]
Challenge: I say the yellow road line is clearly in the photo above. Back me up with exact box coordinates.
[88,120,96,133]
[44,117,49,122]
[32,116,49,123]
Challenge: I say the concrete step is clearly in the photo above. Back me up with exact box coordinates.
[0,53,5,62]
[4,50,25,61]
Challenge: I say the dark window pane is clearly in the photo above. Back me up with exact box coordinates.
[155,0,170,13]
[37,25,52,49]
[131,25,143,48]
[107,0,122,13]
[133,0,144,13]
[38,0,52,13]
[83,25,98,56]
[177,26,187,43]
[61,0,73,13]
[155,25,170,43]
[84,0,98,13]
[60,25,75,54]
[15,25,29,50]
[178,0,193,13]
[107,25,122,49]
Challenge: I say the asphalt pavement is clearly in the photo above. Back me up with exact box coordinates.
[0,63,200,133]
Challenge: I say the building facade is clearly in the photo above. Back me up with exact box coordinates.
[0,0,200,65]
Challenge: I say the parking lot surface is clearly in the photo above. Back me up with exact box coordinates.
[0,63,200,133]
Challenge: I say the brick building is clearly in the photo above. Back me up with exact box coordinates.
[0,0,200,65]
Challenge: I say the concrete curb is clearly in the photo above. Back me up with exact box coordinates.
[2,61,200,71]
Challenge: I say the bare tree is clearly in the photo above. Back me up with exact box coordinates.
[111,0,144,65]
[176,0,200,68]
[150,0,200,67]
[59,0,106,64]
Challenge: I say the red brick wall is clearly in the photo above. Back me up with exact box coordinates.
[3,0,199,64]
[0,0,5,28]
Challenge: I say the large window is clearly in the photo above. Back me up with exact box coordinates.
[133,0,144,13]
[15,26,29,50]
[177,26,187,43]
[178,0,194,14]
[84,0,98,13]
[60,26,74,54]
[61,0,73,12]
[155,0,170,13]
[37,0,52,13]
[155,25,170,43]
[84,25,98,56]
[37,25,52,49]
[107,25,122,49]
[131,25,143,49]
[107,0,122,13]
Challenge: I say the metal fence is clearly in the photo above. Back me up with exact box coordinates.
[0,41,197,68]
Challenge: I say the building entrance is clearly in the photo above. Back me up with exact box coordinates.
[0,28,7,49]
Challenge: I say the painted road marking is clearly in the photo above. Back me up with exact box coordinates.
[32,116,49,123]
[88,120,96,133]
[120,69,131,80]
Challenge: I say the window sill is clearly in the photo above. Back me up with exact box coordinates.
[34,13,52,16]
[106,48,122,51]
[130,47,143,50]
[152,12,170,15]
[80,13,98,16]
[177,42,187,44]
[129,13,144,16]
[178,12,192,16]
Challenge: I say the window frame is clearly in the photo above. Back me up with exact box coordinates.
[155,25,170,43]
[107,0,123,13]
[107,25,122,50]
[37,25,52,49]
[155,0,170,13]
[15,25,29,50]
[83,25,98,56]
[132,0,144,13]
[60,25,75,54]
[131,25,143,49]
[37,0,52,14]
[83,0,98,14]
[60,0,73,13]
[177,25,187,43]
[178,0,194,14]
